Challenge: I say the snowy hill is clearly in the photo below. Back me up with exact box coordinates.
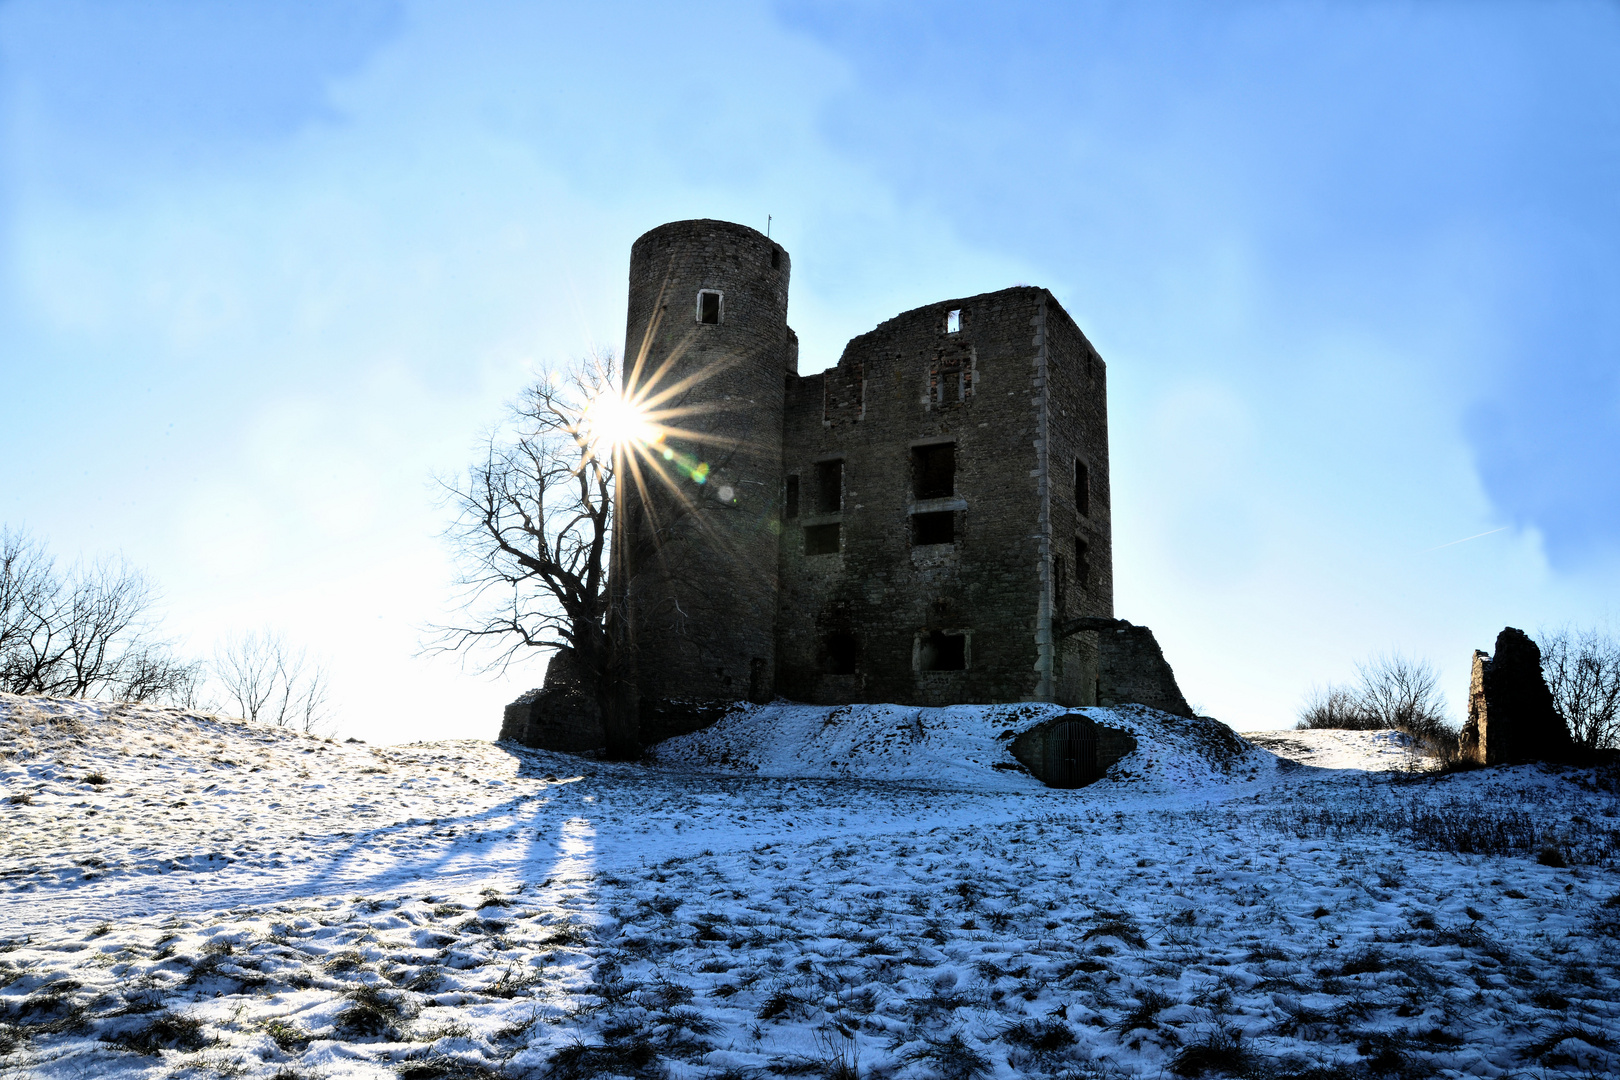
[3,691,1618,1078]
[649,700,1275,802]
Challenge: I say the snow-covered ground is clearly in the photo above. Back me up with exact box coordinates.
[2,692,1618,1079]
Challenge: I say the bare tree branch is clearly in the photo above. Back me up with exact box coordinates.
[428,354,646,754]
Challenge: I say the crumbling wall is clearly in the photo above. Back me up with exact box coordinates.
[1058,617,1193,718]
[1099,623,1194,718]
[498,648,603,753]
[1459,627,1574,765]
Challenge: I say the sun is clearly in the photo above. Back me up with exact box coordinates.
[581,389,659,455]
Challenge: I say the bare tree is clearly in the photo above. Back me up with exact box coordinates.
[0,527,56,690]
[1297,651,1454,752]
[116,643,206,707]
[1538,625,1620,751]
[431,355,633,755]
[213,630,331,733]
[1354,653,1453,743]
[0,526,198,704]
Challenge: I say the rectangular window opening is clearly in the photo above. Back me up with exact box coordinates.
[912,443,955,500]
[919,630,966,671]
[930,359,970,405]
[804,523,841,556]
[698,290,722,324]
[784,475,800,520]
[1075,459,1090,516]
[815,459,843,514]
[822,631,859,675]
[911,511,955,546]
[946,309,961,334]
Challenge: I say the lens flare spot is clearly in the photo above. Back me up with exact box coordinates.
[692,463,710,484]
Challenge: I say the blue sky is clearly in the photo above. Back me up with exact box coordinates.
[2,0,1616,741]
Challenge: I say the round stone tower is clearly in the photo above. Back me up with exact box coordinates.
[620,219,791,719]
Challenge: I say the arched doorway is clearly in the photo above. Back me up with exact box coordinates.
[1046,718,1099,788]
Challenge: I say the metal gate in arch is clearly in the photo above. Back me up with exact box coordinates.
[1046,718,1099,788]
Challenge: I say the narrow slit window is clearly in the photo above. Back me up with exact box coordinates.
[911,511,955,546]
[912,443,955,499]
[697,290,722,324]
[815,460,843,514]
[771,248,781,269]
[1075,459,1090,516]
[946,309,961,334]
[919,630,966,671]
[1075,537,1090,592]
[784,475,800,520]
[804,523,841,556]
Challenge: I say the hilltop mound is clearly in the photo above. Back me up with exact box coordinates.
[648,700,1270,800]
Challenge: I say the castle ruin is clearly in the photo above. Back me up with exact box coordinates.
[503,219,1190,751]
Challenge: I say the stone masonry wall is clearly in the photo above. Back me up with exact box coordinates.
[1096,624,1193,718]
[775,287,1104,706]
[497,648,603,752]
[1460,627,1575,765]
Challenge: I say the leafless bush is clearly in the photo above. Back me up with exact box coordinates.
[0,527,200,704]
[213,630,330,733]
[1297,653,1455,750]
[1298,684,1379,731]
[1538,625,1620,751]
[1356,653,1453,744]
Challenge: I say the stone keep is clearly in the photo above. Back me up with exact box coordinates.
[501,219,1194,748]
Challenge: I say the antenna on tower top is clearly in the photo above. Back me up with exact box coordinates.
[767,214,772,238]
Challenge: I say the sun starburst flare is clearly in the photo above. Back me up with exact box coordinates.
[581,390,660,455]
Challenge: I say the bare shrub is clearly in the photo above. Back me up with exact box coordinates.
[1297,684,1378,731]
[1537,625,1620,751]
[1355,653,1453,743]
